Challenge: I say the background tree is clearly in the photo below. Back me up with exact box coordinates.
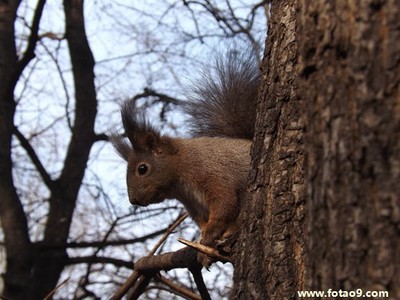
[300,1,400,297]
[232,0,399,299]
[0,0,267,299]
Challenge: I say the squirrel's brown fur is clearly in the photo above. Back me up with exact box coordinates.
[113,49,260,265]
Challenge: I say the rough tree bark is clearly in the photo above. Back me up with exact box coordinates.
[299,0,400,298]
[232,1,306,299]
[0,1,98,299]
[233,0,399,299]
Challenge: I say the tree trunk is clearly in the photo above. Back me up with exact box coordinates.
[232,1,307,299]
[299,0,400,298]
[27,0,97,298]
[233,0,400,299]
[1,0,97,298]
[0,1,36,298]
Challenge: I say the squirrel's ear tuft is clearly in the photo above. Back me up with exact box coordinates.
[120,101,177,155]
[110,134,131,161]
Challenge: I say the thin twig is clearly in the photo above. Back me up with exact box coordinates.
[156,273,201,300]
[178,238,233,263]
[111,213,188,299]
[13,126,54,191]
[43,277,69,300]
[149,213,188,256]
[128,275,152,300]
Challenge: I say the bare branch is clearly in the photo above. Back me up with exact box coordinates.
[13,125,55,191]
[134,247,199,273]
[43,277,70,300]
[39,39,73,129]
[14,0,47,84]
[133,248,211,300]
[188,266,211,300]
[178,238,232,263]
[155,273,202,300]
[67,256,133,269]
[147,212,189,256]
[132,87,184,107]
[111,213,188,299]
[65,228,168,249]
[127,275,152,300]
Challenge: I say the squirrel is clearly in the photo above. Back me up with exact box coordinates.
[112,48,261,265]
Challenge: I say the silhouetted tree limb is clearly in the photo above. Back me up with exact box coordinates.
[13,125,54,190]
[24,0,99,297]
[67,256,133,269]
[12,0,46,91]
[0,1,46,297]
[155,273,202,300]
[132,87,184,106]
[65,228,168,249]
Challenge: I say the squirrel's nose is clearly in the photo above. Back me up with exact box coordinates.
[128,196,137,204]
[129,196,145,206]
[127,189,138,204]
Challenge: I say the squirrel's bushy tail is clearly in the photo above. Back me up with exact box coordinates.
[185,48,261,140]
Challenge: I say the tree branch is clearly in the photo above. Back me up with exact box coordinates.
[127,275,152,300]
[42,0,98,246]
[133,248,211,300]
[13,125,55,191]
[25,1,98,296]
[67,256,133,269]
[132,87,184,106]
[134,247,199,273]
[188,266,211,300]
[178,238,233,263]
[13,0,47,84]
[111,213,188,299]
[66,228,168,249]
[155,273,202,300]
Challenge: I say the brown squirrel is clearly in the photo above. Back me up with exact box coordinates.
[113,49,260,264]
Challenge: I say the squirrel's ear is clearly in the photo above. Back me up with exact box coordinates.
[121,101,177,155]
[133,130,177,155]
[110,134,131,161]
[134,130,160,152]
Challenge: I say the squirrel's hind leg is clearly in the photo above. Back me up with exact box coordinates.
[197,190,239,267]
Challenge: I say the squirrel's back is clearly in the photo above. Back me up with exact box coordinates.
[185,48,261,140]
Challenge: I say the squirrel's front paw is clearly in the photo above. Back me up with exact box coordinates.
[215,231,238,255]
[197,252,213,269]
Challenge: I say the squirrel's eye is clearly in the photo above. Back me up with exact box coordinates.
[137,163,148,175]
